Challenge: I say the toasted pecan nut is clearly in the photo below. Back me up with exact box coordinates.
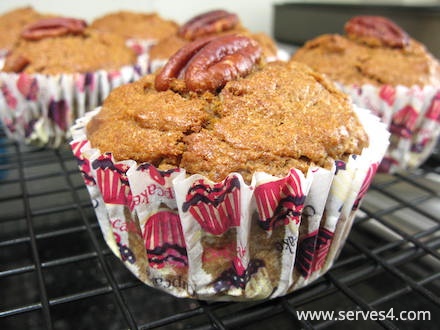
[3,55,30,73]
[155,36,218,92]
[185,35,261,92]
[155,35,262,93]
[178,10,239,41]
[21,17,87,41]
[344,16,409,48]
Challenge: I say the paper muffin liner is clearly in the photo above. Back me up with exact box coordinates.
[69,105,389,301]
[125,38,157,56]
[0,54,148,148]
[338,83,440,173]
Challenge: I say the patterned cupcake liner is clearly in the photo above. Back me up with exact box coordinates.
[69,105,389,301]
[125,38,157,56]
[338,83,440,173]
[0,54,148,148]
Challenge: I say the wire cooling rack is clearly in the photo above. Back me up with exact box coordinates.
[0,127,439,330]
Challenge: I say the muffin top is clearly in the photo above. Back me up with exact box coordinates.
[86,35,368,183]
[90,11,178,41]
[291,16,440,87]
[149,10,278,67]
[2,17,137,74]
[0,6,50,53]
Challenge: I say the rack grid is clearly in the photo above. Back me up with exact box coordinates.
[0,127,439,330]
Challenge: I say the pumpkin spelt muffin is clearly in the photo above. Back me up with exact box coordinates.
[71,35,389,301]
[148,10,280,73]
[87,60,368,182]
[90,10,179,54]
[2,24,137,74]
[291,28,440,87]
[0,16,148,147]
[291,15,440,173]
[0,6,50,55]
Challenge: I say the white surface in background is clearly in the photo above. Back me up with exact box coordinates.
[0,0,276,36]
[1,1,439,37]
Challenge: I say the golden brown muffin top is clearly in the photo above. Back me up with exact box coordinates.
[0,6,50,53]
[148,34,189,65]
[90,11,178,41]
[291,16,440,87]
[2,24,137,74]
[87,60,368,183]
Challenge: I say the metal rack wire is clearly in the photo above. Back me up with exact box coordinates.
[1,127,439,330]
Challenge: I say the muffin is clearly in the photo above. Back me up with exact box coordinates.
[0,16,148,147]
[90,10,179,55]
[70,35,389,300]
[0,6,50,56]
[291,15,440,173]
[148,9,284,73]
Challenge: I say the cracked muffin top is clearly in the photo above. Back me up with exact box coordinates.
[86,35,369,183]
[290,16,440,87]
[2,16,137,74]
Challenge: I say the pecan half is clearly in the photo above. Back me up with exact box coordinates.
[178,10,239,41]
[3,55,30,73]
[344,16,409,48]
[154,36,217,92]
[185,35,262,92]
[155,35,262,93]
[21,17,87,41]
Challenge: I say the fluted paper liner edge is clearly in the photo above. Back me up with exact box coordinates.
[338,83,439,173]
[0,54,148,148]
